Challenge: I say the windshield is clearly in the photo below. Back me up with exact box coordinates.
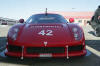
[26,14,67,23]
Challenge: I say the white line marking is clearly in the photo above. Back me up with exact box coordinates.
[86,45,100,57]
[0,25,8,27]
[0,49,7,58]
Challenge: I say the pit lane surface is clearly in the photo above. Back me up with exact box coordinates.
[0,25,100,66]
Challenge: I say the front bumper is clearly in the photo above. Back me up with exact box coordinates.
[5,45,87,58]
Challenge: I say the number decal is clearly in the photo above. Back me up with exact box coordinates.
[38,30,45,36]
[46,30,53,36]
[38,30,53,36]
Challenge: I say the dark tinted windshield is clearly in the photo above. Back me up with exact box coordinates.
[26,14,67,23]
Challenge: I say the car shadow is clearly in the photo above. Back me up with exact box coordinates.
[0,56,88,66]
[0,37,7,51]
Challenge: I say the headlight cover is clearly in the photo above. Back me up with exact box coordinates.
[72,27,82,40]
[11,28,19,41]
[72,27,78,33]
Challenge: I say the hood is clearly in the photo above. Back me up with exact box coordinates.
[17,23,73,47]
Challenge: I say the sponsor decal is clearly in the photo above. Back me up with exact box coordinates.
[39,53,52,57]
[30,26,60,28]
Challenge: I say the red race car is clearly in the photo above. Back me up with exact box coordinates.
[5,13,87,59]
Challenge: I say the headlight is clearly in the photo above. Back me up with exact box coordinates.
[72,28,80,40]
[14,28,19,32]
[12,28,19,41]
[12,33,17,40]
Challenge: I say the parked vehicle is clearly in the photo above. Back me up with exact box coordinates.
[88,5,100,36]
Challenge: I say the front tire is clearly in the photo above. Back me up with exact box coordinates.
[95,28,100,37]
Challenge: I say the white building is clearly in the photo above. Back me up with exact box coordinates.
[0,17,18,25]
[52,11,94,26]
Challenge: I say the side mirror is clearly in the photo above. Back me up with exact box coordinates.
[87,21,91,25]
[19,19,24,23]
[69,18,74,23]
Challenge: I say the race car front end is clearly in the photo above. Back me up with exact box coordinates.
[5,23,87,59]
[5,40,86,59]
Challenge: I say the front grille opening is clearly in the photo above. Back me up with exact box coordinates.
[27,47,65,54]
[8,45,22,52]
[68,45,84,51]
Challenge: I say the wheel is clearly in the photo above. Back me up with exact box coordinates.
[95,28,100,37]
[94,31,100,37]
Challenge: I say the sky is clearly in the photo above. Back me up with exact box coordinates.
[0,0,100,20]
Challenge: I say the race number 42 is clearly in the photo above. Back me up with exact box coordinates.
[38,30,53,36]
